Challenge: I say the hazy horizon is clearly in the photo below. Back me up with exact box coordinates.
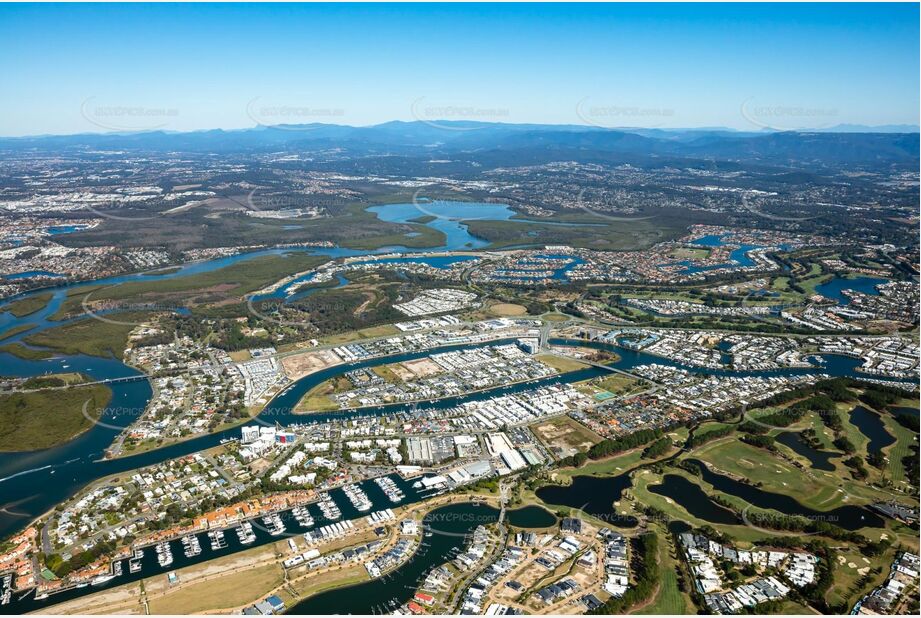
[3,118,921,141]
[1,3,918,137]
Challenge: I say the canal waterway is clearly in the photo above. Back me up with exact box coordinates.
[0,209,909,610]
[815,276,888,305]
[289,501,499,615]
[1,473,433,614]
[3,499,560,614]
[0,333,903,540]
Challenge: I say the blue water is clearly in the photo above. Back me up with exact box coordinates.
[690,234,726,247]
[665,239,763,273]
[368,200,602,252]
[368,201,509,250]
[848,406,896,455]
[2,270,65,280]
[46,225,89,235]
[0,207,910,603]
[282,273,351,303]
[3,472,434,615]
[490,253,585,281]
[350,255,479,269]
[0,332,909,611]
[815,276,888,305]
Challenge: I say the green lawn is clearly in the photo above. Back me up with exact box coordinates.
[693,437,853,511]
[630,468,773,545]
[825,545,894,610]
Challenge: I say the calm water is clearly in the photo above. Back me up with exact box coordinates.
[46,225,90,235]
[351,255,478,268]
[775,431,838,472]
[0,334,901,539]
[686,458,884,530]
[2,473,431,614]
[289,502,500,615]
[535,473,638,528]
[0,339,603,539]
[683,234,767,270]
[505,505,557,528]
[368,201,510,250]
[891,406,919,418]
[648,474,741,525]
[848,406,896,455]
[0,216,908,609]
[367,200,600,252]
[815,276,888,304]
[490,253,587,282]
[2,270,65,280]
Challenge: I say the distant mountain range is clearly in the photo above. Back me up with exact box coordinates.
[1,121,917,170]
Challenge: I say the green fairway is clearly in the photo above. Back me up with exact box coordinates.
[882,412,918,484]
[634,524,693,614]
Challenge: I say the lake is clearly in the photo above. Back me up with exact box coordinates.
[368,201,515,251]
[775,431,839,472]
[648,474,741,525]
[815,276,888,304]
[535,473,638,528]
[686,458,884,530]
[505,505,557,528]
[848,406,896,455]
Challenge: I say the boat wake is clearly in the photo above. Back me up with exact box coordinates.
[0,457,80,484]
[0,465,53,484]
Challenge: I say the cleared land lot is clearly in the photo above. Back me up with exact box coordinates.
[281,348,342,379]
[489,302,528,316]
[532,415,603,458]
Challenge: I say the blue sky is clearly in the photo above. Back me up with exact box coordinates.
[0,3,918,136]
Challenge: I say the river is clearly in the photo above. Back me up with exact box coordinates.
[0,206,910,611]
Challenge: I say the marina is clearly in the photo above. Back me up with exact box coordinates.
[207,529,228,550]
[375,476,405,503]
[128,550,143,574]
[155,542,173,568]
[343,483,373,512]
[236,522,257,545]
[261,513,287,536]
[180,534,201,558]
[317,494,342,520]
[291,506,315,528]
